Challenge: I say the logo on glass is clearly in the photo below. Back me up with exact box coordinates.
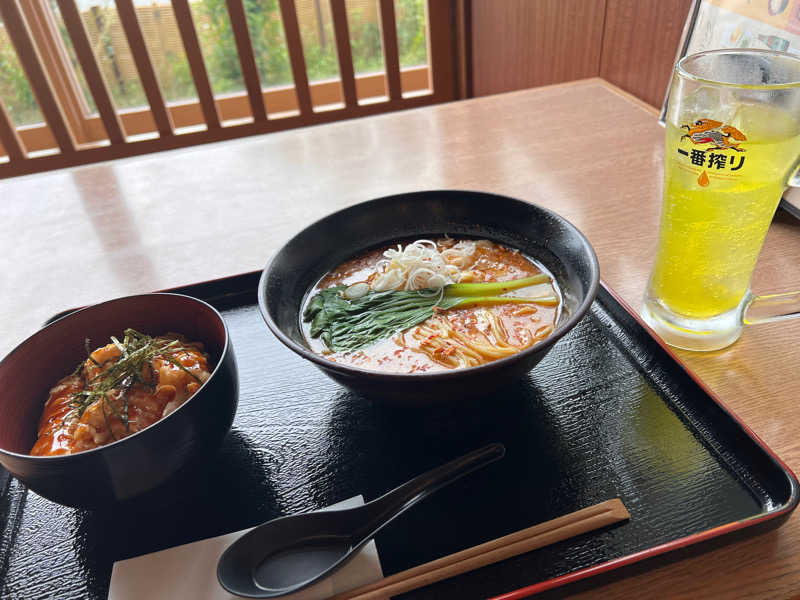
[677,119,747,186]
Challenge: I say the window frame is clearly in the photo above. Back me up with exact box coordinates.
[12,65,432,154]
[0,0,456,177]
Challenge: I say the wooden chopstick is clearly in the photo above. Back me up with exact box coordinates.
[331,498,629,600]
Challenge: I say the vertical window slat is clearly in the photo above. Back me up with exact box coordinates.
[116,0,174,137]
[224,0,267,122]
[378,0,401,101]
[171,0,220,129]
[277,0,312,116]
[0,99,26,161]
[424,0,455,100]
[21,2,89,144]
[55,0,125,145]
[329,0,357,108]
[0,1,76,153]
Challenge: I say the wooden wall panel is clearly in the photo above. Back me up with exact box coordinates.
[600,0,694,107]
[471,0,607,97]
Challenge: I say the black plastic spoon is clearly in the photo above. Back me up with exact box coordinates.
[216,443,505,598]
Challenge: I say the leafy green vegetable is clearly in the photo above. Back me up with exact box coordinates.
[303,277,557,352]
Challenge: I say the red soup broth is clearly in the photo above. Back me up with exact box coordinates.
[300,238,562,374]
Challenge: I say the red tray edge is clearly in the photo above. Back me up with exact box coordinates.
[488,279,800,600]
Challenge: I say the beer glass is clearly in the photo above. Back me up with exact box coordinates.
[642,49,800,351]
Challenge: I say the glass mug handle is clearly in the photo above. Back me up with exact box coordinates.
[743,168,800,326]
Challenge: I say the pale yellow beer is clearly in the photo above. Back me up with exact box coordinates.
[647,103,800,319]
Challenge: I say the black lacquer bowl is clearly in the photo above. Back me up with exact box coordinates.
[0,294,238,509]
[259,190,599,402]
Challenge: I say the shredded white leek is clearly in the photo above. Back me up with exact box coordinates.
[369,239,476,292]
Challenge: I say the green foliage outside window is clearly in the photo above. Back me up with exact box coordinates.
[0,0,428,127]
[0,26,42,126]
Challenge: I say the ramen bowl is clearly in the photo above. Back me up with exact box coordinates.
[259,190,599,403]
[0,293,238,509]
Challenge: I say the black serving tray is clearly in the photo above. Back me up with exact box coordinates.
[0,273,796,600]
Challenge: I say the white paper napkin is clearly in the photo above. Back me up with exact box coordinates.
[109,496,384,600]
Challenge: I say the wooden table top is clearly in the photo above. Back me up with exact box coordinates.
[2,78,799,599]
